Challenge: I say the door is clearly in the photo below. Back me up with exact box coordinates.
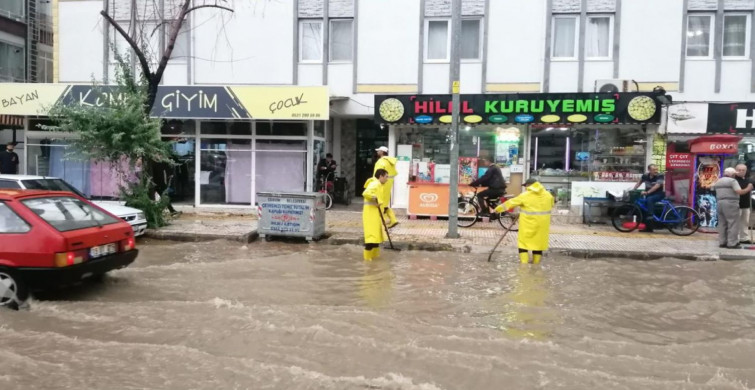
[355,119,388,195]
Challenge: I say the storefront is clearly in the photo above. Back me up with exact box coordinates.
[0,83,329,207]
[375,92,663,216]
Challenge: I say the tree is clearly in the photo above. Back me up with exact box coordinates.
[100,0,233,115]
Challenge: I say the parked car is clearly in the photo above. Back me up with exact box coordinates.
[0,189,139,308]
[0,175,147,236]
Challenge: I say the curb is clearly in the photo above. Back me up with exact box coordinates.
[324,236,472,253]
[145,229,259,244]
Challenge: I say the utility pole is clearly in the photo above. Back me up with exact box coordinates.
[446,0,462,239]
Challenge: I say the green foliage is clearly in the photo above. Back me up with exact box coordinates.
[42,56,174,228]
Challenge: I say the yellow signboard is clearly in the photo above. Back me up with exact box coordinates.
[0,83,330,120]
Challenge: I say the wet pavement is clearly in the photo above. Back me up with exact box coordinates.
[1,239,754,389]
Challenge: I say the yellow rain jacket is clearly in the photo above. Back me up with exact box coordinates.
[374,156,398,204]
[496,182,554,251]
[362,177,387,244]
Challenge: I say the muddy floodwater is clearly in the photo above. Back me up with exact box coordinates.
[1,240,754,389]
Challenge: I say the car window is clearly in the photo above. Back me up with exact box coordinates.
[21,196,120,232]
[0,202,31,233]
[0,180,21,189]
[21,179,86,198]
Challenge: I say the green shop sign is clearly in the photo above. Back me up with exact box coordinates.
[375,92,661,125]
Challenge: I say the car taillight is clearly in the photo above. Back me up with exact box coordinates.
[54,250,87,267]
[121,237,136,252]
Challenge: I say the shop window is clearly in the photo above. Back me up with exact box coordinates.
[687,14,714,58]
[162,119,196,136]
[552,16,578,59]
[200,121,251,136]
[723,14,750,58]
[329,19,353,62]
[314,121,325,138]
[255,140,307,195]
[425,20,450,61]
[300,20,323,62]
[0,41,25,82]
[199,139,252,205]
[256,122,307,136]
[585,15,613,59]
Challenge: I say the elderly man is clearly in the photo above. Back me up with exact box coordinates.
[714,168,751,249]
[735,164,754,244]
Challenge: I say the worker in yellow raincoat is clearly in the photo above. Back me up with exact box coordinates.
[495,178,554,264]
[374,146,399,228]
[362,169,389,261]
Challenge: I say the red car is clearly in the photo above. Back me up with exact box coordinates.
[0,190,138,308]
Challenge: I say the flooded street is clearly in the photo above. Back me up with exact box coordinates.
[1,240,754,389]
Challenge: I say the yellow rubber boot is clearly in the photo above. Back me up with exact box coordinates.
[372,248,381,259]
[385,208,398,227]
[519,252,530,264]
[532,254,542,264]
[363,249,373,261]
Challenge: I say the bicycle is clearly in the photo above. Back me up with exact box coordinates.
[457,187,519,231]
[611,193,700,236]
[317,172,335,210]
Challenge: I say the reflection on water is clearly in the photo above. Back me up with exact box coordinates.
[0,240,753,390]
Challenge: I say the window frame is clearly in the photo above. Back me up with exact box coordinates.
[722,12,751,59]
[460,17,483,62]
[686,13,716,59]
[551,15,580,60]
[299,19,324,63]
[328,18,354,63]
[584,14,614,60]
[424,18,452,63]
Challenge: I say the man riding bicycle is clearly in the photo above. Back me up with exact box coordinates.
[470,158,507,218]
[631,164,664,232]
[317,153,337,191]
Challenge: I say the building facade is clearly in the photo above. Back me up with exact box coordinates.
[8,0,755,209]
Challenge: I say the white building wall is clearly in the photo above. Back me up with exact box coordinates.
[486,0,546,85]
[58,0,104,82]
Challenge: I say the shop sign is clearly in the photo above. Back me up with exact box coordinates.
[375,92,661,125]
[0,83,329,120]
[666,153,693,169]
[707,103,755,134]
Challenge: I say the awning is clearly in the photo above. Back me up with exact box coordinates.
[0,115,23,128]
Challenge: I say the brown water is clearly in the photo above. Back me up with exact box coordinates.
[1,240,754,389]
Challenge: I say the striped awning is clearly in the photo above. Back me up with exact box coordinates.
[0,115,23,128]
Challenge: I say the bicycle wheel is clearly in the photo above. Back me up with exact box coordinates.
[324,193,333,210]
[612,204,643,232]
[457,200,479,227]
[497,212,519,232]
[665,206,700,236]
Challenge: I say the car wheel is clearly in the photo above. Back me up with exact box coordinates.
[0,268,29,310]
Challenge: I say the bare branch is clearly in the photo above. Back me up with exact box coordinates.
[100,10,153,80]
[186,4,234,14]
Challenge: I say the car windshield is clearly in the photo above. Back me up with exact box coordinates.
[21,196,120,232]
[21,179,86,198]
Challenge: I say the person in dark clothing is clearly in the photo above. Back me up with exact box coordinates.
[735,164,754,244]
[0,142,19,174]
[317,153,337,191]
[151,156,179,215]
[631,164,665,232]
[470,158,507,217]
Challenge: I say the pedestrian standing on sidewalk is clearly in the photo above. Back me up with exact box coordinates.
[734,164,754,244]
[374,146,399,229]
[362,169,389,261]
[495,178,554,264]
[0,142,19,174]
[714,168,751,249]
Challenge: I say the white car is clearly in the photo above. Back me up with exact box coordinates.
[0,175,148,236]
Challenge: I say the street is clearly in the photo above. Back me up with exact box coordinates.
[1,239,754,389]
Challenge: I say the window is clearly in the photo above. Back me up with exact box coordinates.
[300,21,323,62]
[0,41,25,82]
[22,197,120,232]
[329,19,353,62]
[38,50,53,83]
[0,202,30,234]
[723,14,750,58]
[0,0,25,19]
[585,16,613,59]
[687,14,714,57]
[552,16,578,58]
[167,20,190,62]
[461,19,482,60]
[426,20,450,61]
[0,180,21,189]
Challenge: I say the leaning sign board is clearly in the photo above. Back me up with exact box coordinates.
[374,92,662,125]
[0,83,329,120]
[256,192,327,242]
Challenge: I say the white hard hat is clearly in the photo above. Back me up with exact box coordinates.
[375,146,389,153]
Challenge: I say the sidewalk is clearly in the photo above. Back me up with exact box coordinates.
[148,207,754,261]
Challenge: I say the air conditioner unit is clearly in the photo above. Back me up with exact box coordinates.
[594,79,638,93]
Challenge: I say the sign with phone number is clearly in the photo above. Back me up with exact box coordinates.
[666,153,693,169]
